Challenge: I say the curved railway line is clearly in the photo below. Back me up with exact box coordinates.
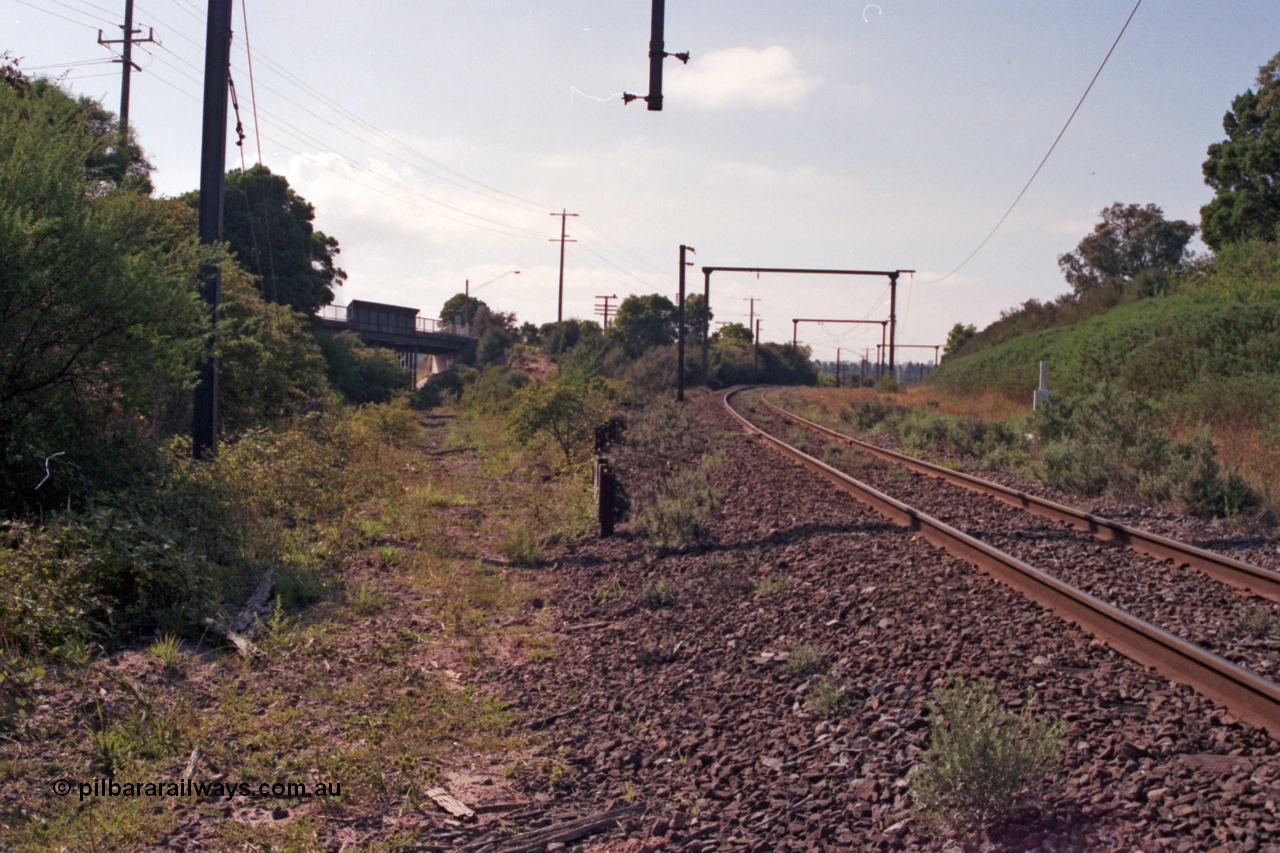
[723,386,1280,742]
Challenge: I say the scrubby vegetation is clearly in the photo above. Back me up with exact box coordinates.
[912,678,1065,844]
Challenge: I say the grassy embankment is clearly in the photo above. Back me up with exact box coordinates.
[0,402,593,851]
[777,262,1280,519]
[923,294,1280,508]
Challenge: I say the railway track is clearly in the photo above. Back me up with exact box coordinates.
[724,386,1280,741]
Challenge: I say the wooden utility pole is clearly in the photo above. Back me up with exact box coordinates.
[192,0,232,459]
[743,296,760,336]
[549,210,578,322]
[594,294,618,327]
[97,0,156,141]
[753,319,762,381]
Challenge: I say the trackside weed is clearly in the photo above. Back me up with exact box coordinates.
[911,678,1065,844]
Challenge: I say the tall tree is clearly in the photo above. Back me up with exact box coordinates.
[1200,51,1280,250]
[440,292,488,327]
[941,322,976,362]
[611,293,677,357]
[1057,203,1196,296]
[0,80,207,506]
[184,164,346,314]
[683,293,712,349]
[715,322,754,347]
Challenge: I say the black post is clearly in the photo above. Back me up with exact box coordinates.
[597,461,615,537]
[888,272,898,376]
[677,244,693,401]
[879,322,887,379]
[119,0,135,133]
[701,268,711,383]
[192,0,232,459]
[647,0,665,111]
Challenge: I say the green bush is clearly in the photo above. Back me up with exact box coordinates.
[783,643,830,678]
[840,399,900,431]
[912,678,1065,840]
[506,376,615,463]
[804,675,858,717]
[316,331,409,405]
[462,365,530,415]
[634,465,718,548]
[639,578,676,609]
[874,374,902,393]
[1031,389,1260,517]
[500,523,546,567]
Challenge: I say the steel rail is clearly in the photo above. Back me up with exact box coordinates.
[723,387,1280,741]
[757,392,1280,605]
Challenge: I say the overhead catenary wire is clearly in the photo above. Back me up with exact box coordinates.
[14,0,105,31]
[21,57,118,70]
[31,0,660,299]
[565,244,663,293]
[42,0,116,27]
[74,0,126,19]
[135,45,551,238]
[918,0,1143,284]
[127,0,553,217]
[239,0,263,165]
[574,217,671,279]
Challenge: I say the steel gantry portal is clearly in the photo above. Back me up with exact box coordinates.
[697,267,915,385]
[791,319,888,377]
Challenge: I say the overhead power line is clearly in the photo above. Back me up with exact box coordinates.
[919,0,1144,284]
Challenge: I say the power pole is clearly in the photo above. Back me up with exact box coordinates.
[594,294,618,327]
[742,296,760,335]
[550,209,578,322]
[753,318,762,381]
[836,347,842,388]
[676,244,695,402]
[191,0,232,459]
[97,0,155,141]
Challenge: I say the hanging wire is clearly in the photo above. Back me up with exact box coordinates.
[239,0,263,165]
[918,0,1143,284]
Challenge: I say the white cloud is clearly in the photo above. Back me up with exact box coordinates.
[666,46,822,109]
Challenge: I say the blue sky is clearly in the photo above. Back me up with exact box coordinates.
[5,1,1278,363]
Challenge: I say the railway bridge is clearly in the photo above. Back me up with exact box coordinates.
[314,300,474,386]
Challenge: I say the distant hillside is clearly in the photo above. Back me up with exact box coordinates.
[928,292,1280,427]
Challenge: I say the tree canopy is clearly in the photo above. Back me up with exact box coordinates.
[1057,203,1196,296]
[611,293,677,357]
[184,164,346,314]
[683,293,712,348]
[0,78,208,506]
[1200,51,1280,250]
[715,322,755,347]
[440,292,488,327]
[941,323,976,362]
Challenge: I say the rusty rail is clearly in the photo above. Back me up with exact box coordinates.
[758,392,1280,605]
[724,387,1280,741]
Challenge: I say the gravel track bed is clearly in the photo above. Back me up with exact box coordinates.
[739,392,1280,682]
[487,392,1280,852]
[769,390,1280,575]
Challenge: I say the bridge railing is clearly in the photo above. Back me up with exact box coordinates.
[315,305,469,337]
